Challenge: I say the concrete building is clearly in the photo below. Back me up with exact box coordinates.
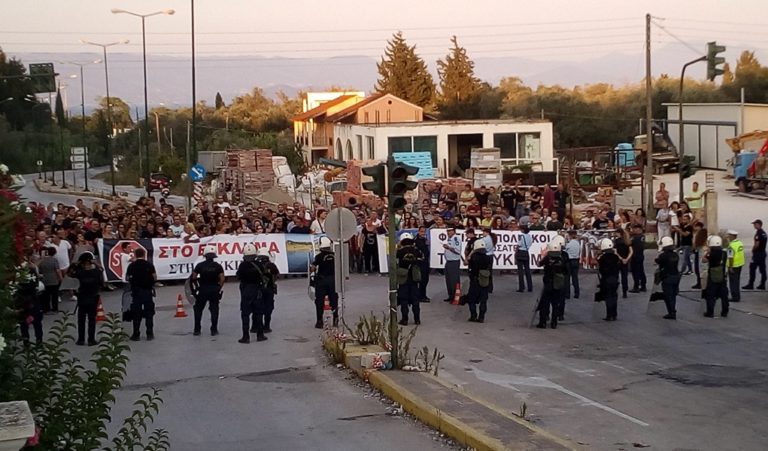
[293,91,365,163]
[665,102,768,170]
[333,119,554,177]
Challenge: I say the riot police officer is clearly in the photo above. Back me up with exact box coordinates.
[125,248,157,341]
[537,241,567,329]
[597,238,621,321]
[256,247,279,333]
[414,226,431,303]
[191,244,225,336]
[467,239,492,323]
[396,233,423,326]
[703,235,729,318]
[655,236,680,320]
[70,252,102,346]
[310,237,338,328]
[236,244,266,343]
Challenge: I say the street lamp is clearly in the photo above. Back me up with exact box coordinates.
[80,40,128,197]
[59,59,101,192]
[111,7,175,198]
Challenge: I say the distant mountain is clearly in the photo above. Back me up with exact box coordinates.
[11,44,761,114]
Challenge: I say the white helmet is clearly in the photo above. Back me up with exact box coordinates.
[243,243,257,256]
[707,235,723,247]
[257,247,271,258]
[552,235,566,247]
[474,239,486,250]
[547,241,562,252]
[204,244,217,256]
[399,232,414,243]
[660,236,674,248]
[319,236,332,250]
[727,229,738,237]
[599,238,614,251]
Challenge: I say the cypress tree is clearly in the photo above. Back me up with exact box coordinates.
[375,31,435,108]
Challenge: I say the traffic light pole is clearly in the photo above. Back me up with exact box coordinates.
[677,56,706,202]
[387,208,399,365]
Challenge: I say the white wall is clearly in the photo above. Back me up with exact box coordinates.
[666,104,742,170]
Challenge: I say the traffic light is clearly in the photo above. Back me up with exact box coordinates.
[28,63,56,93]
[680,155,697,179]
[387,158,418,209]
[706,41,726,82]
[361,163,386,197]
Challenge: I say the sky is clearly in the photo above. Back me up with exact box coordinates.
[1,0,767,62]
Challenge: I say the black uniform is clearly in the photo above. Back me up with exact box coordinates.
[71,264,103,345]
[704,247,729,317]
[629,234,647,292]
[746,228,767,289]
[313,249,338,328]
[467,249,492,322]
[598,251,621,321]
[192,258,224,334]
[257,258,279,332]
[655,247,681,319]
[16,281,43,344]
[538,251,567,328]
[126,259,157,340]
[414,234,431,302]
[236,257,266,342]
[396,242,424,325]
[614,238,631,298]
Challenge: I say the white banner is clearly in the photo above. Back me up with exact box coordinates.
[428,229,557,270]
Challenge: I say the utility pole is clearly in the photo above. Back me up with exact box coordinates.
[186,121,192,211]
[191,0,197,169]
[677,56,707,202]
[644,13,654,214]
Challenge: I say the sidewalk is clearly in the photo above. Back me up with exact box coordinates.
[33,179,125,202]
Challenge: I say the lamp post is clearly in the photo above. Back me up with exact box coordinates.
[111,7,175,198]
[80,40,127,197]
[60,59,101,191]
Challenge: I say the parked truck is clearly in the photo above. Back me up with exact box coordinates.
[726,130,768,197]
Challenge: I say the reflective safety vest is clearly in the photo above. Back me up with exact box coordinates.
[728,239,745,268]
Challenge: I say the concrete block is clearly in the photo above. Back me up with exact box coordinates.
[0,401,34,451]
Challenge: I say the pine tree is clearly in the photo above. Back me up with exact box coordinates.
[55,88,67,127]
[436,36,483,119]
[215,92,225,110]
[375,32,435,108]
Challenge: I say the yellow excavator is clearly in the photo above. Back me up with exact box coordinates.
[726,130,768,195]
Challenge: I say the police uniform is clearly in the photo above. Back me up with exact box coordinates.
[126,258,157,341]
[236,257,266,342]
[745,225,766,290]
[312,248,338,328]
[257,257,279,333]
[656,247,681,319]
[467,247,492,323]
[538,251,567,328]
[71,256,103,345]
[727,235,745,301]
[414,233,431,302]
[192,258,224,335]
[703,246,729,318]
[516,229,533,292]
[396,240,424,325]
[614,237,631,298]
[598,250,621,321]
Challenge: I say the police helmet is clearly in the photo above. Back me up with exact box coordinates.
[78,251,95,263]
[552,235,566,248]
[726,229,738,237]
[319,236,332,250]
[707,235,723,247]
[660,236,674,249]
[243,243,257,256]
[547,241,562,252]
[204,244,218,258]
[474,239,486,250]
[599,238,614,251]
[399,232,414,243]
[257,247,271,259]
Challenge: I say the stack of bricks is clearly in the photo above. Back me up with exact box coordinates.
[417,177,471,205]
[223,149,275,200]
[346,160,363,195]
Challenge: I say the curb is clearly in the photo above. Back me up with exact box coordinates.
[33,179,126,202]
[324,338,576,451]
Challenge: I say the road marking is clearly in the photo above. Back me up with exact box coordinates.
[471,367,650,427]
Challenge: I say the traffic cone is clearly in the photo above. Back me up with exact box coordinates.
[174,294,188,318]
[95,297,107,322]
[451,283,462,305]
[323,295,331,311]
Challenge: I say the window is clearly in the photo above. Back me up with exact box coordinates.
[388,136,412,153]
[346,139,354,160]
[356,135,363,159]
[519,133,541,160]
[366,136,375,159]
[335,138,343,160]
[493,133,517,159]
[413,136,438,167]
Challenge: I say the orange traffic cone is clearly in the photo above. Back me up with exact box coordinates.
[95,297,107,322]
[174,294,188,318]
[323,295,332,311]
[451,283,462,305]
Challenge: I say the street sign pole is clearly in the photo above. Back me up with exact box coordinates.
[325,207,357,324]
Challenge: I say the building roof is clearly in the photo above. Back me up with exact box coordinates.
[336,118,551,128]
[291,94,357,122]
[662,102,768,108]
[324,92,386,122]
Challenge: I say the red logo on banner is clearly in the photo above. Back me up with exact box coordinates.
[108,240,146,280]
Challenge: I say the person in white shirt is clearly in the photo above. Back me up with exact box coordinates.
[169,215,185,238]
[310,209,328,234]
[50,234,72,273]
[564,230,582,299]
